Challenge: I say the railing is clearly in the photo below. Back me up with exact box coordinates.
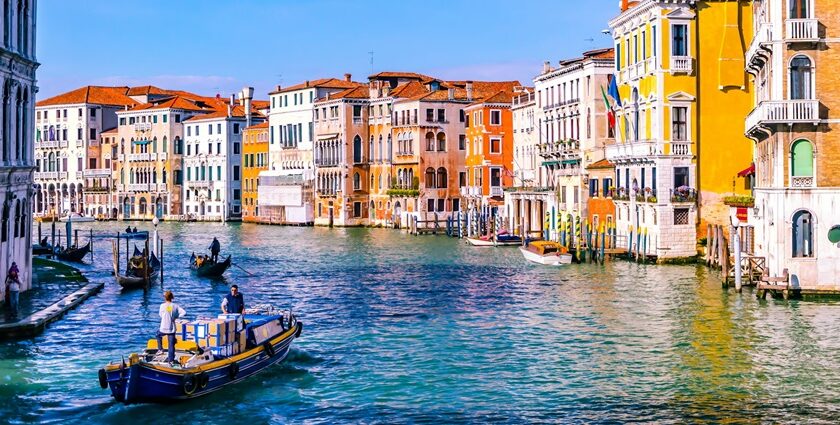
[606,141,664,159]
[459,186,481,197]
[512,92,535,106]
[35,141,59,149]
[158,152,168,161]
[635,189,658,203]
[314,159,340,167]
[352,117,364,124]
[128,153,151,161]
[75,171,83,179]
[670,56,693,73]
[490,187,503,197]
[786,18,818,42]
[158,183,169,192]
[127,184,152,192]
[670,188,697,204]
[746,23,773,66]
[188,180,212,189]
[671,142,691,156]
[34,171,57,180]
[76,140,84,148]
[134,123,151,132]
[59,141,68,148]
[83,185,110,193]
[745,99,819,133]
[116,184,125,192]
[791,176,814,188]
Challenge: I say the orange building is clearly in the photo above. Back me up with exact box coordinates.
[463,90,515,210]
[241,121,268,221]
[585,158,616,231]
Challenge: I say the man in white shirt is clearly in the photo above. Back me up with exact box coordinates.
[157,290,186,365]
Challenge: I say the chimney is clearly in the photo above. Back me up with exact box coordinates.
[344,73,352,82]
[448,88,455,100]
[305,80,310,88]
[543,61,551,73]
[466,81,473,101]
[229,94,235,106]
[275,84,282,92]
[241,86,254,128]
[227,104,232,117]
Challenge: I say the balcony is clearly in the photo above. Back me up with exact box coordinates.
[746,23,773,72]
[158,183,169,192]
[490,187,503,197]
[134,122,152,132]
[59,141,68,148]
[76,140,84,148]
[116,184,125,192]
[35,140,59,149]
[34,171,57,180]
[670,188,697,204]
[127,183,152,192]
[745,99,819,134]
[785,18,818,42]
[75,171,83,179]
[460,186,481,197]
[158,152,168,161]
[188,180,212,189]
[790,176,814,188]
[128,153,152,161]
[84,185,111,193]
[670,56,693,74]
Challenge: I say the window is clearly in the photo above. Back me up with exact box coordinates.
[615,43,621,70]
[792,210,814,257]
[217,166,221,179]
[789,0,809,18]
[672,106,688,141]
[602,178,613,197]
[459,172,467,188]
[120,117,126,125]
[427,199,436,212]
[426,132,435,151]
[437,199,445,213]
[436,109,445,122]
[175,114,181,123]
[459,134,466,150]
[590,179,599,197]
[175,170,183,184]
[490,168,501,188]
[674,166,689,188]
[163,114,167,123]
[425,167,436,188]
[672,24,688,56]
[353,172,361,190]
[490,137,501,154]
[234,143,240,155]
[437,133,446,151]
[77,128,82,140]
[452,199,460,212]
[153,115,158,124]
[187,126,191,137]
[234,123,240,134]
[353,135,362,162]
[234,189,241,200]
[353,202,361,218]
[490,110,501,126]
[790,139,814,178]
[790,56,813,100]
[90,128,96,140]
[437,167,447,188]
[426,108,434,122]
[459,109,465,122]
[674,208,690,225]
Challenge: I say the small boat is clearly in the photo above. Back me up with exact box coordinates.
[190,253,232,278]
[98,309,303,404]
[117,230,150,240]
[32,237,54,255]
[466,233,523,247]
[56,241,91,263]
[35,214,58,223]
[115,248,161,289]
[519,241,573,265]
[60,213,96,223]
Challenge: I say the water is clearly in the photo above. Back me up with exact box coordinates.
[2,222,840,424]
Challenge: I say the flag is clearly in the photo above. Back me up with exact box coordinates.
[602,75,622,130]
[600,85,615,129]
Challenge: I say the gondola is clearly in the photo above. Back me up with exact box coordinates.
[117,230,150,240]
[56,241,91,263]
[32,237,54,255]
[190,253,232,278]
[115,249,160,289]
[99,308,302,404]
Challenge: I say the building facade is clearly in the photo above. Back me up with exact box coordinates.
[607,0,754,259]
[745,0,840,287]
[1,0,38,297]
[241,121,268,221]
[83,127,118,218]
[34,86,136,216]
[463,90,515,210]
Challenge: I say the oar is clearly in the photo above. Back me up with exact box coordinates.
[232,263,255,276]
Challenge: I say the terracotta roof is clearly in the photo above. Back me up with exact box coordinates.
[245,121,269,130]
[584,47,615,60]
[125,96,210,112]
[36,86,139,107]
[403,80,521,103]
[127,85,169,96]
[315,86,370,102]
[251,100,270,109]
[183,104,266,122]
[389,81,430,98]
[467,90,514,107]
[101,127,119,135]
[368,71,436,82]
[269,78,361,95]
[586,158,615,170]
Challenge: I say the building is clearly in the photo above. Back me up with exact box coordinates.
[82,127,118,218]
[34,86,137,216]
[312,85,370,226]
[260,76,359,225]
[745,0,839,287]
[506,49,614,240]
[585,158,616,231]
[1,0,38,297]
[182,89,261,221]
[607,0,754,259]
[241,121,268,221]
[463,90,515,211]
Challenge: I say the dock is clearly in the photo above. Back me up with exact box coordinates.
[0,282,104,339]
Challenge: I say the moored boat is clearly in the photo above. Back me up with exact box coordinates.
[190,253,232,278]
[519,241,573,265]
[117,230,150,240]
[98,310,302,404]
[32,237,54,255]
[59,213,96,223]
[56,241,91,263]
[115,248,161,289]
[466,233,523,247]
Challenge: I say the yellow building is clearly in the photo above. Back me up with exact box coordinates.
[241,121,268,221]
[607,0,753,259]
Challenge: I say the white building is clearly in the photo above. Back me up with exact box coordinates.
[259,75,358,224]
[34,86,137,216]
[182,90,261,221]
[1,0,38,296]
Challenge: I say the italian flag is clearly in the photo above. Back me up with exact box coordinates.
[601,85,615,128]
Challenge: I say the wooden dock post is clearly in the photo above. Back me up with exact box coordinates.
[159,238,164,285]
[38,220,42,244]
[734,229,742,292]
[705,223,713,265]
[90,229,94,262]
[51,221,56,251]
[144,238,150,284]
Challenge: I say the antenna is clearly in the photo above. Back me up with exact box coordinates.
[368,51,374,75]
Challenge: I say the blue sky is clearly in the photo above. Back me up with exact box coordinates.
[36,0,618,101]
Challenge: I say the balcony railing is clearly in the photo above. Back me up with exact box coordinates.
[60,141,68,148]
[128,153,152,161]
[746,23,773,68]
[188,180,212,189]
[134,122,152,132]
[745,99,819,133]
[670,56,693,74]
[786,18,818,42]
[34,171,57,180]
[671,142,691,156]
[75,171,83,179]
[791,176,814,188]
[127,184,152,192]
[490,186,503,197]
[670,188,697,204]
[35,140,59,149]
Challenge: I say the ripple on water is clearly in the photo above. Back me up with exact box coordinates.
[2,224,840,423]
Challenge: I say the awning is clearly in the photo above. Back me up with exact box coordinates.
[561,159,581,165]
[737,162,755,177]
[541,160,559,167]
[317,133,339,140]
[133,139,151,145]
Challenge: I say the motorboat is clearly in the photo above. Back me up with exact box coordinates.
[519,241,573,265]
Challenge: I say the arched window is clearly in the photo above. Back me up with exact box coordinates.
[792,210,814,257]
[353,172,361,190]
[437,167,447,188]
[632,88,640,141]
[153,136,158,153]
[369,136,374,162]
[378,135,383,162]
[790,56,812,100]
[353,135,362,163]
[162,136,168,152]
[13,200,20,238]
[790,139,814,187]
[789,0,809,19]
[386,134,392,161]
[370,173,374,190]
[425,167,436,188]
[437,132,446,151]
[425,131,435,151]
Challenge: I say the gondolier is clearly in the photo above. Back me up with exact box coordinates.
[209,237,221,263]
[221,285,245,314]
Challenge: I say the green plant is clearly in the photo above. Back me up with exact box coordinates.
[723,195,754,207]
[698,237,708,247]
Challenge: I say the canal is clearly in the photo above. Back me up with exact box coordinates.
[2,222,840,423]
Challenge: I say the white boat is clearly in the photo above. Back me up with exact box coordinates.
[466,235,522,247]
[519,241,573,265]
[59,213,96,223]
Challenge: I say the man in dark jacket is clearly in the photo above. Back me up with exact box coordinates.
[209,237,221,263]
[221,285,244,314]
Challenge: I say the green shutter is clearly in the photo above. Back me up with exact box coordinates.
[791,140,813,177]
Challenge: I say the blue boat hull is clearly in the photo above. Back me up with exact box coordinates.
[103,322,300,403]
